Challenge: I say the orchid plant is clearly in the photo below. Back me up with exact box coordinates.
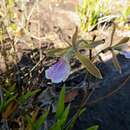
[45,27,103,83]
[45,25,130,83]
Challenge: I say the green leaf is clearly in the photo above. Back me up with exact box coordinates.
[8,23,17,31]
[26,109,49,130]
[65,108,86,130]
[113,37,129,51]
[111,49,121,73]
[0,88,16,112]
[0,95,16,112]
[56,86,65,119]
[25,115,34,128]
[51,89,70,130]
[50,120,61,130]
[34,109,49,130]
[78,39,105,49]
[60,104,70,126]
[4,95,16,109]
[18,89,40,104]
[72,26,78,49]
[113,43,128,51]
[76,52,102,79]
[50,105,70,130]
[116,37,129,45]
[7,0,15,7]
[110,23,116,46]
[86,125,99,130]
[46,48,69,57]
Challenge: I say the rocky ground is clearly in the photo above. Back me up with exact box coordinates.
[1,0,130,130]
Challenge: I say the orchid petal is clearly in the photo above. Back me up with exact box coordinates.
[45,58,71,83]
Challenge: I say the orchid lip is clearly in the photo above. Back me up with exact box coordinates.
[45,58,71,83]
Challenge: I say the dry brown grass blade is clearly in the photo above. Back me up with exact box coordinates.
[2,101,17,119]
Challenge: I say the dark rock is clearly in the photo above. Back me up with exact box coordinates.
[73,55,130,130]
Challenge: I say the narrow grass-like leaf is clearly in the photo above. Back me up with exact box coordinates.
[50,120,61,130]
[34,109,49,130]
[86,125,99,130]
[26,115,34,129]
[4,95,16,110]
[65,108,86,130]
[18,89,40,104]
[76,52,102,79]
[26,108,49,130]
[60,104,70,126]
[50,105,70,130]
[56,86,65,119]
[2,101,17,119]
[0,95,16,112]
[0,88,16,112]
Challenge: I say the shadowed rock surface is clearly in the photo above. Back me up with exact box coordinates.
[73,55,130,130]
